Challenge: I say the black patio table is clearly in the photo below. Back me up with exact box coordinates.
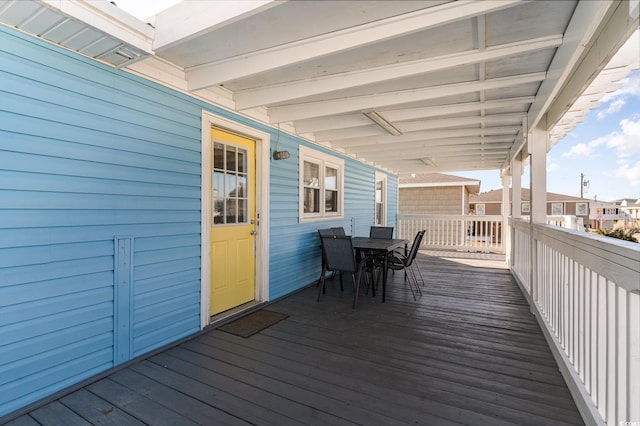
[351,237,408,302]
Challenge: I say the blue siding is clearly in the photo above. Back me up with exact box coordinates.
[0,27,201,415]
[0,24,399,417]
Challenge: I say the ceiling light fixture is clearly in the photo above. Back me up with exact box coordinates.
[364,111,402,136]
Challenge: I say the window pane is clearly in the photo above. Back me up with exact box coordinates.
[213,171,224,198]
[237,149,246,173]
[213,142,224,170]
[304,187,320,213]
[213,198,225,224]
[375,203,383,225]
[226,146,237,172]
[237,199,247,223]
[325,166,337,190]
[325,190,337,212]
[375,180,383,203]
[226,198,237,223]
[304,161,319,187]
[226,173,237,197]
[237,175,246,197]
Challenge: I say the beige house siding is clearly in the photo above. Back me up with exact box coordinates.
[399,187,465,215]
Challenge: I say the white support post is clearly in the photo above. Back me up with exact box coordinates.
[512,155,522,219]
[501,170,511,265]
[527,118,549,309]
[511,153,523,269]
[528,121,548,223]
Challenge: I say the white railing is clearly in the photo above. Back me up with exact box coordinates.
[398,214,504,253]
[511,218,640,426]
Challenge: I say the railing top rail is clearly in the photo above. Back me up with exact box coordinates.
[512,218,640,292]
[398,214,504,220]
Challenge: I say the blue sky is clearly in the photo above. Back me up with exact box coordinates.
[457,69,640,202]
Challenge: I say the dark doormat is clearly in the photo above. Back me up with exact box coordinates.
[218,309,288,338]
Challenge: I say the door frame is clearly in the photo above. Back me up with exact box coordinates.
[200,111,270,328]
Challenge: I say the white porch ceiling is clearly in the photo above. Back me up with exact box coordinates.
[1,0,638,176]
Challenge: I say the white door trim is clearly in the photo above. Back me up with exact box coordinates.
[200,111,270,328]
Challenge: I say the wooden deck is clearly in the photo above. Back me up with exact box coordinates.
[5,252,584,425]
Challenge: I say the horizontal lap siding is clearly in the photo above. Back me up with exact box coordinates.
[268,139,391,299]
[0,27,201,416]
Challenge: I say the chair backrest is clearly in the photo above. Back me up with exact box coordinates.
[370,226,393,239]
[318,228,335,237]
[331,227,346,236]
[405,230,426,267]
[319,235,357,273]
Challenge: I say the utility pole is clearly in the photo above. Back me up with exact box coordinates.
[580,173,589,198]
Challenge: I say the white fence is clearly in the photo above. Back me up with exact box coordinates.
[398,214,505,253]
[511,218,640,425]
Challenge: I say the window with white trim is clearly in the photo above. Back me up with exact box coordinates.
[299,146,344,221]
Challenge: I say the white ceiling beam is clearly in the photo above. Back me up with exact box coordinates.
[293,97,534,133]
[294,114,373,134]
[234,34,561,109]
[525,0,614,135]
[313,112,526,142]
[268,72,545,123]
[347,136,515,155]
[333,126,521,149]
[356,144,513,162]
[397,113,526,132]
[185,0,522,91]
[378,158,505,170]
[153,1,275,51]
[383,96,535,122]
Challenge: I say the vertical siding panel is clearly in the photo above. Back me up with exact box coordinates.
[114,237,133,365]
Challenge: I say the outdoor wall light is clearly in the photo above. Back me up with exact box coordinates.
[272,150,290,160]
[272,124,290,160]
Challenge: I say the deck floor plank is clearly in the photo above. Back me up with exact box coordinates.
[4,252,585,425]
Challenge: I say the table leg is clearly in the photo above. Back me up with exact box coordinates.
[382,256,388,302]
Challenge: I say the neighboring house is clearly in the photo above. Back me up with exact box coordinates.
[0,23,396,416]
[398,173,481,215]
[613,198,640,225]
[471,189,626,229]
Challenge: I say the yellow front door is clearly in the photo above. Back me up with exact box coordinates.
[210,128,256,316]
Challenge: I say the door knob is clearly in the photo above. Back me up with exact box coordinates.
[250,230,257,235]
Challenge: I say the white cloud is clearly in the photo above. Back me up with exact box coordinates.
[604,115,640,158]
[601,71,640,103]
[562,115,640,160]
[561,137,606,159]
[597,98,626,119]
[547,162,560,172]
[613,161,640,186]
[597,71,640,119]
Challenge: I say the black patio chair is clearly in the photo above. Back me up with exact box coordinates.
[369,226,394,239]
[331,226,346,236]
[366,226,394,283]
[386,230,426,300]
[318,235,366,308]
[317,228,343,292]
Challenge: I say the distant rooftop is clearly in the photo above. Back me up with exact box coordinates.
[399,173,480,194]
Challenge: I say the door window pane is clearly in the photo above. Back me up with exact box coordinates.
[212,141,249,225]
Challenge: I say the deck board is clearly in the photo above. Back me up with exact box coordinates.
[4,252,585,425]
